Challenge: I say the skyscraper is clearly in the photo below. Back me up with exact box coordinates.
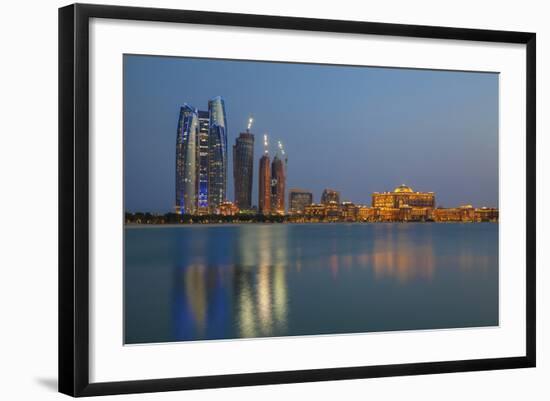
[271,154,286,215]
[258,134,271,215]
[175,104,199,214]
[233,122,255,210]
[289,189,313,214]
[208,96,228,212]
[321,189,340,205]
[197,110,210,212]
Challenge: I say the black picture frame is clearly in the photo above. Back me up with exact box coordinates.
[59,3,536,397]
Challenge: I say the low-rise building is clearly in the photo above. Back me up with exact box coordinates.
[304,203,326,221]
[219,201,239,216]
[474,207,499,222]
[341,201,359,222]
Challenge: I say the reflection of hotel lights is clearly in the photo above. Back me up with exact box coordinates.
[184,264,208,335]
[370,232,435,282]
[330,254,339,279]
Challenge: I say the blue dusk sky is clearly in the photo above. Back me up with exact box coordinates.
[124,55,498,213]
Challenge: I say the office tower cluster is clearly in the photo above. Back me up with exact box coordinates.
[175,96,227,215]
[258,135,288,215]
[176,98,288,216]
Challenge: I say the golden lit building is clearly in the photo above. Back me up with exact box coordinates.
[341,201,359,222]
[410,207,433,221]
[432,208,462,222]
[304,203,326,221]
[372,185,435,209]
[357,206,370,221]
[459,205,475,221]
[325,201,340,221]
[432,205,497,222]
[474,207,499,222]
[219,201,239,216]
[379,208,400,222]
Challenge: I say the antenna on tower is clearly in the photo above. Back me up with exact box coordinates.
[263,133,269,155]
[247,115,254,132]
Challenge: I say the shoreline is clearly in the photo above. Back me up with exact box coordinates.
[125,221,499,228]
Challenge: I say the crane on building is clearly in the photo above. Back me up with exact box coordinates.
[263,133,269,155]
[278,140,288,170]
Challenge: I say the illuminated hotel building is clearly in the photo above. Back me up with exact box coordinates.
[372,185,435,209]
[271,154,286,214]
[258,153,271,214]
[325,201,340,221]
[289,189,313,214]
[341,201,359,221]
[219,201,239,216]
[175,104,199,214]
[474,207,499,222]
[321,189,340,205]
[233,131,255,210]
[207,96,228,212]
[304,203,326,221]
[432,205,498,222]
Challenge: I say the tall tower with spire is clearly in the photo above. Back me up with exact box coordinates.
[233,116,255,210]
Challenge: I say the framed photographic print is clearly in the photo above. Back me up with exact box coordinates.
[58,3,536,397]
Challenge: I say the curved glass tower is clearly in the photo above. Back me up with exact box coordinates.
[197,110,210,212]
[175,104,199,214]
[207,96,228,212]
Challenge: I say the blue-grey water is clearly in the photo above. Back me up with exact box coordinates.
[124,223,498,344]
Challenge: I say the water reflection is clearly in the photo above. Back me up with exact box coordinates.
[172,260,231,341]
[173,225,289,340]
[233,226,289,338]
[184,264,207,335]
[146,223,499,343]
[369,225,435,282]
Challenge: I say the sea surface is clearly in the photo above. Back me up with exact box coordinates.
[124,223,498,344]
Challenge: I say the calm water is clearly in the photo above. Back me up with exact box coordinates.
[124,223,498,344]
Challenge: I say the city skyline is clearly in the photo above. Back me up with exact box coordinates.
[124,55,499,213]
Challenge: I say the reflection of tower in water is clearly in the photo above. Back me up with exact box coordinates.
[234,226,289,338]
[184,264,207,335]
[172,260,231,341]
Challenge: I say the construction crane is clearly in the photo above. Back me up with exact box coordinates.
[263,133,269,155]
[278,140,288,167]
